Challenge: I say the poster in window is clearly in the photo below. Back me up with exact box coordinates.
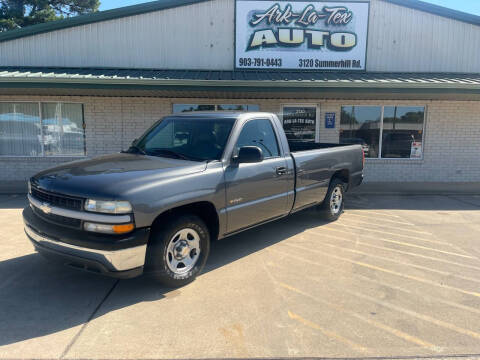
[410,141,422,159]
[282,107,316,142]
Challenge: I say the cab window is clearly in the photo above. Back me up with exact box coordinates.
[236,119,280,158]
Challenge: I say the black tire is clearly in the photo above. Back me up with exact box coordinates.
[319,178,346,221]
[145,215,210,287]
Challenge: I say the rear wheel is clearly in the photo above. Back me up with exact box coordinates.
[319,178,345,221]
[145,215,210,287]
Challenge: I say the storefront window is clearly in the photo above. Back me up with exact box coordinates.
[382,106,425,158]
[340,106,381,158]
[0,102,85,157]
[282,106,317,142]
[41,103,85,156]
[340,105,425,159]
[173,104,259,113]
[0,102,42,156]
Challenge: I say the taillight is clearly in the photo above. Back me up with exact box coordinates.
[362,149,365,167]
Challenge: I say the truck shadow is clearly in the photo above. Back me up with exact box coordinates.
[0,207,326,347]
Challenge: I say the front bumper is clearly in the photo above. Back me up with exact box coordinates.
[23,206,150,278]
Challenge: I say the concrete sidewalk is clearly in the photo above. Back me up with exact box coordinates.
[1,193,480,359]
[351,182,480,195]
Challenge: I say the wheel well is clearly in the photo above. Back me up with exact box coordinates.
[151,202,219,241]
[332,169,350,187]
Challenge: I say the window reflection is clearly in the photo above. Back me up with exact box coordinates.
[0,102,85,157]
[173,104,215,113]
[173,104,259,113]
[0,103,42,156]
[340,106,381,158]
[382,106,424,158]
[41,103,85,156]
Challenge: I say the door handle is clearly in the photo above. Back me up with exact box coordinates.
[276,166,287,176]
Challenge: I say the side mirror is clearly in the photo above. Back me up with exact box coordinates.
[234,146,263,163]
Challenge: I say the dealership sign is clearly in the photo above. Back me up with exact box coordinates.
[235,1,369,70]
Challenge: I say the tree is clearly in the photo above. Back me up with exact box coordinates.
[0,0,100,32]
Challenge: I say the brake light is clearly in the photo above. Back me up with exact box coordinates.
[362,148,365,167]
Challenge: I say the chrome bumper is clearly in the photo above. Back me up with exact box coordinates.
[25,225,147,272]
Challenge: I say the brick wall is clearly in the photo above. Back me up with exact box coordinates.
[1,95,479,188]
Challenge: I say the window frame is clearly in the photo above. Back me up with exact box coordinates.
[235,118,281,160]
[340,104,427,161]
[0,100,86,158]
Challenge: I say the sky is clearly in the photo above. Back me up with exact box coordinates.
[99,0,480,15]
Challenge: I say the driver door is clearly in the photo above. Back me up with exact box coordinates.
[224,118,289,233]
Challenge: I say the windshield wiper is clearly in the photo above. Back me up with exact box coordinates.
[125,145,147,155]
[148,148,203,162]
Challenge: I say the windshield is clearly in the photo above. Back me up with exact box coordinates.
[131,117,236,161]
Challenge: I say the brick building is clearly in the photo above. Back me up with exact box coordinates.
[0,0,479,191]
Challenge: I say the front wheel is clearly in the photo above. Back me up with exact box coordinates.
[145,215,210,287]
[319,179,345,221]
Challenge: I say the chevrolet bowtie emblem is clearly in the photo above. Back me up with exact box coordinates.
[39,202,52,214]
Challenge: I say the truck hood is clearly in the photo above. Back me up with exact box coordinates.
[32,153,207,199]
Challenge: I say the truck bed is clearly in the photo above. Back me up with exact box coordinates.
[288,141,349,153]
[287,140,363,212]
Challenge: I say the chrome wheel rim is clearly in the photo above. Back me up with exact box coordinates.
[166,228,201,274]
[330,186,343,215]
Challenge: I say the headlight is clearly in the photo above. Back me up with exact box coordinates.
[84,222,134,234]
[84,199,132,214]
[27,180,32,194]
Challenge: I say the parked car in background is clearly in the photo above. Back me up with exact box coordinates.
[340,137,370,157]
[382,132,415,158]
[0,119,42,156]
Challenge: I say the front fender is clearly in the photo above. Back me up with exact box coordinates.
[130,163,226,231]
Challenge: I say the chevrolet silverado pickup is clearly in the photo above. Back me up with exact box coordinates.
[23,112,363,287]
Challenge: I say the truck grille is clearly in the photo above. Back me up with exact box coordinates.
[32,206,82,229]
[31,185,83,211]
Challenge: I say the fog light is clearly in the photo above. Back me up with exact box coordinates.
[84,222,134,234]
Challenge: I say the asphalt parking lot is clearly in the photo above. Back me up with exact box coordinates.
[1,193,480,359]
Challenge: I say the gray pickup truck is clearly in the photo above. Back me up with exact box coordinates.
[23,112,363,287]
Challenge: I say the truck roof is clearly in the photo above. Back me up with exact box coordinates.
[169,111,272,119]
